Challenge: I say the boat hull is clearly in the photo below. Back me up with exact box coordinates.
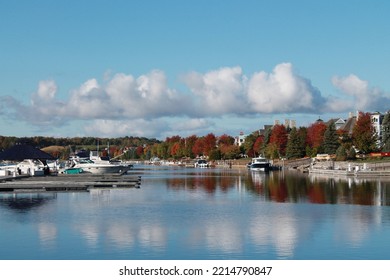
[77,164,132,174]
[249,163,270,172]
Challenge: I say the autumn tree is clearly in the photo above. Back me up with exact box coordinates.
[352,112,377,154]
[220,145,241,159]
[218,134,235,146]
[184,135,197,158]
[170,142,182,159]
[203,133,217,156]
[243,134,257,157]
[253,135,264,156]
[192,137,204,157]
[269,124,288,157]
[306,121,327,156]
[218,134,239,159]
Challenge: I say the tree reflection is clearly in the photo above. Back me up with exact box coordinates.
[164,168,390,206]
[0,193,57,212]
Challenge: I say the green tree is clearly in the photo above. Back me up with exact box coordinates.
[335,145,347,161]
[286,127,305,159]
[323,122,339,154]
[265,142,279,159]
[208,149,221,160]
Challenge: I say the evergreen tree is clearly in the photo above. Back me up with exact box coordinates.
[382,111,390,152]
[323,122,339,154]
[335,145,347,161]
[286,127,305,159]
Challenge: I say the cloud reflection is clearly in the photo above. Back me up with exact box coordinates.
[38,222,57,249]
[250,208,298,259]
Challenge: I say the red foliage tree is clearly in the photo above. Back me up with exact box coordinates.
[218,134,235,146]
[269,124,288,156]
[352,112,376,153]
[306,121,327,149]
[192,137,204,156]
[170,142,181,158]
[184,135,198,157]
[203,133,217,156]
[136,146,144,157]
[253,135,264,156]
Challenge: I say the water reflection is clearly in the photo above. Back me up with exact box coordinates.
[0,193,57,212]
[1,168,390,260]
[164,169,390,206]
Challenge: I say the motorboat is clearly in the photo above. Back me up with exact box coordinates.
[194,159,209,168]
[65,151,133,174]
[247,156,270,172]
[0,159,58,176]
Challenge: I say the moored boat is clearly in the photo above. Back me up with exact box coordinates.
[64,151,133,174]
[194,159,209,168]
[247,156,270,172]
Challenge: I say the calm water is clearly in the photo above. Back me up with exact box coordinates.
[1,165,390,260]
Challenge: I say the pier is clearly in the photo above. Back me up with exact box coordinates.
[0,174,141,193]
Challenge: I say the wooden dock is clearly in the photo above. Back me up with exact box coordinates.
[309,168,390,178]
[0,174,141,193]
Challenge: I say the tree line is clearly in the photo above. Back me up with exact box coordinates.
[1,111,390,161]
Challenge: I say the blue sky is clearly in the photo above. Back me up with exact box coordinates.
[1,0,390,140]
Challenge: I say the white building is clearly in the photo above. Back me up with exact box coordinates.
[370,112,384,147]
[234,132,248,146]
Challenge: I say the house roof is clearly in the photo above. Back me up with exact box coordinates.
[0,143,55,161]
[340,116,357,135]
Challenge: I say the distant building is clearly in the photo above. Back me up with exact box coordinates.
[284,119,296,129]
[327,118,346,130]
[275,119,296,128]
[370,112,385,147]
[234,131,248,146]
[258,125,273,136]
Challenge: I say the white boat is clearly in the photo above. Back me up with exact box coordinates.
[67,151,132,174]
[1,159,57,176]
[194,159,209,168]
[247,156,270,172]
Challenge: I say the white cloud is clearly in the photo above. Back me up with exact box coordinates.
[182,66,247,115]
[247,63,324,113]
[173,118,212,131]
[3,63,389,137]
[33,80,57,103]
[84,119,169,138]
[331,74,390,111]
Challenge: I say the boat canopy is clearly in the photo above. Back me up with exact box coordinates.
[0,143,55,161]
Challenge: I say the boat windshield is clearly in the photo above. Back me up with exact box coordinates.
[253,158,267,163]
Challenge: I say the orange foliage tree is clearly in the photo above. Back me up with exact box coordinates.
[306,121,327,154]
[269,124,288,157]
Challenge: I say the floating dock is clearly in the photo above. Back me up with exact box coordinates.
[0,174,141,193]
[308,168,390,178]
